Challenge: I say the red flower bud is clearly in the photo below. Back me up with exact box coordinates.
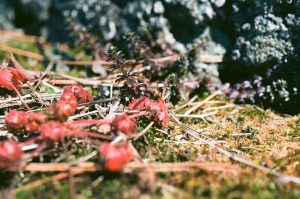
[5,110,27,131]
[111,114,137,135]
[25,112,47,132]
[0,141,23,169]
[38,121,67,141]
[100,142,133,171]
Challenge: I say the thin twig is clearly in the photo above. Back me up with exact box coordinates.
[184,90,221,115]
[176,111,218,119]
[0,43,44,60]
[133,121,155,140]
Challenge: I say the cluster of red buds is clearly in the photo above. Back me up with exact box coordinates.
[0,56,171,172]
[5,85,93,131]
[47,85,93,121]
[1,86,170,171]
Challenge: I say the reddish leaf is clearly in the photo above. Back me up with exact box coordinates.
[0,66,31,110]
[6,67,28,89]
[155,98,170,129]
[128,97,170,128]
[63,85,93,103]
[0,68,14,90]
[128,96,148,111]
[99,142,133,171]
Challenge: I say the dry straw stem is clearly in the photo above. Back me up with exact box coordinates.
[0,30,46,44]
[22,162,239,173]
[184,90,222,115]
[133,121,155,140]
[14,161,238,193]
[176,111,218,119]
[0,43,44,61]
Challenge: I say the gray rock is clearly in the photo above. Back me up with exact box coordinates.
[45,0,228,82]
[229,0,300,70]
[0,0,14,29]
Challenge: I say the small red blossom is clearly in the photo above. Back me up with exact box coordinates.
[111,113,137,135]
[0,67,31,110]
[0,141,23,169]
[128,97,170,128]
[63,85,93,103]
[99,142,133,171]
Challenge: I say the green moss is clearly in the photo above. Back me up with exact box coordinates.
[237,107,268,124]
[284,120,300,139]
[16,180,69,199]
[158,172,300,199]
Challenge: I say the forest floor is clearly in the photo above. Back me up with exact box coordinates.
[0,30,300,199]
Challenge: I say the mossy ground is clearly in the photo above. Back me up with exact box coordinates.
[1,37,300,199]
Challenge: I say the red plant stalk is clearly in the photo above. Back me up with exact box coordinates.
[67,119,113,129]
[68,113,139,136]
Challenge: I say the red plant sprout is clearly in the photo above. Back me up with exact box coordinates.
[55,92,78,120]
[111,113,137,135]
[0,141,24,169]
[38,121,67,142]
[46,85,92,121]
[128,97,170,128]
[5,110,46,132]
[46,92,78,121]
[20,120,113,158]
[5,109,27,132]
[63,85,93,103]
[0,67,31,110]
[99,142,133,171]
